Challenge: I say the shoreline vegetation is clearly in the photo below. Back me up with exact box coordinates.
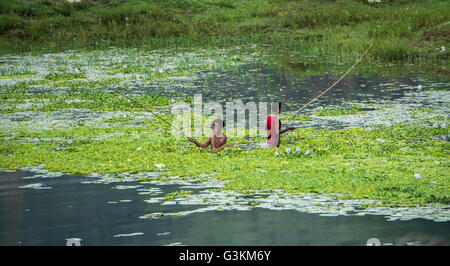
[0,0,449,208]
[0,0,448,68]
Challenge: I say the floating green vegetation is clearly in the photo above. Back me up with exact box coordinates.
[44,72,86,81]
[0,119,448,206]
[0,87,191,113]
[12,77,126,90]
[166,190,193,201]
[283,114,313,121]
[376,104,395,111]
[10,117,32,122]
[314,104,366,116]
[408,107,435,118]
[0,65,35,77]
[101,115,135,124]
[0,74,32,79]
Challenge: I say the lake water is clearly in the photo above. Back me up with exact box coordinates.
[1,171,448,246]
[0,47,449,246]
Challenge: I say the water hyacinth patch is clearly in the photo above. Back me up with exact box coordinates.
[0,121,448,205]
[273,147,314,159]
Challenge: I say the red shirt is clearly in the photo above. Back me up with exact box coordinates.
[266,115,281,146]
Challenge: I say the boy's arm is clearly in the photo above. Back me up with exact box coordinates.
[280,126,296,135]
[188,137,211,148]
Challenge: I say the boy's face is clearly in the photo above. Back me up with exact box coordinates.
[212,122,222,135]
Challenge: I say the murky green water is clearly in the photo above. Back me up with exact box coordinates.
[1,171,448,246]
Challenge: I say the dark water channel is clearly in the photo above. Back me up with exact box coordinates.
[0,171,448,246]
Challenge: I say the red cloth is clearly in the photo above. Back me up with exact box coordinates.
[266,115,281,145]
[266,115,281,131]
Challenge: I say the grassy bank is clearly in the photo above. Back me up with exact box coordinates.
[0,0,449,66]
[0,118,448,206]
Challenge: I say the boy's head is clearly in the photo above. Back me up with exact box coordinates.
[211,119,225,131]
[271,102,282,115]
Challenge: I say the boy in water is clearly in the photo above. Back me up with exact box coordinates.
[188,119,227,152]
[267,102,296,147]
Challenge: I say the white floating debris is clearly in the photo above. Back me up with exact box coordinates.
[136,147,142,151]
[155,163,165,169]
[156,232,171,236]
[164,242,184,246]
[144,198,163,203]
[417,85,422,90]
[140,212,164,219]
[113,232,144,238]
[19,183,51,189]
[414,173,422,180]
[119,199,132,203]
[376,138,386,143]
[114,185,142,190]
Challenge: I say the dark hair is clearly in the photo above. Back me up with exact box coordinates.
[211,119,225,129]
[271,102,282,113]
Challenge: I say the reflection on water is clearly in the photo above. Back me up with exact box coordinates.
[0,171,448,246]
[145,62,449,112]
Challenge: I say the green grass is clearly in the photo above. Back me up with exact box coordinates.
[0,0,448,69]
[0,120,448,206]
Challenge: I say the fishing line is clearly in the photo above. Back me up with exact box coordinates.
[108,86,189,138]
[284,42,374,120]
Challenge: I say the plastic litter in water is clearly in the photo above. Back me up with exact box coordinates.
[113,232,144,238]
